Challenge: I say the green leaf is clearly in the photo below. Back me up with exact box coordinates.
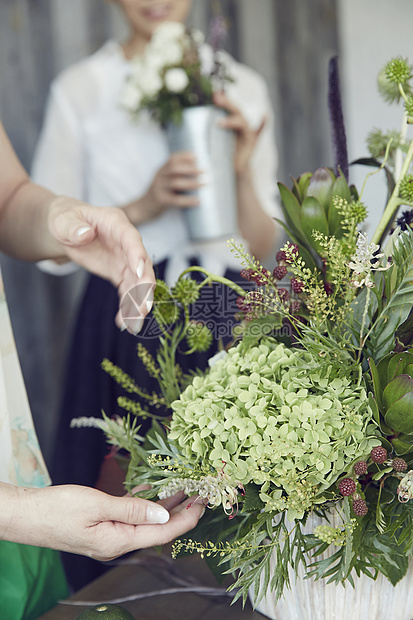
[387,351,413,382]
[273,218,318,270]
[383,375,413,411]
[242,484,265,512]
[300,196,329,254]
[306,167,334,214]
[391,436,413,455]
[328,172,352,236]
[368,358,383,411]
[385,391,413,433]
[277,183,307,244]
[367,228,413,359]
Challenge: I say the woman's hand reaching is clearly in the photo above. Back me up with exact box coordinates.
[48,197,155,331]
[0,483,204,561]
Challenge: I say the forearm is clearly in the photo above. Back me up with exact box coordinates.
[0,483,32,546]
[0,183,66,261]
[237,170,277,260]
[121,193,155,227]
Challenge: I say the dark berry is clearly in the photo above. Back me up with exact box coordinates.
[352,498,368,517]
[370,446,388,464]
[284,243,299,264]
[236,296,248,311]
[249,291,263,304]
[277,288,290,303]
[273,265,288,280]
[289,300,301,314]
[253,267,270,286]
[354,461,368,476]
[276,250,287,263]
[240,268,254,281]
[324,281,334,296]
[338,478,356,496]
[291,278,304,293]
[392,457,408,472]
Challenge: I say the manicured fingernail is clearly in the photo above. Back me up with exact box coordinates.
[199,506,206,518]
[132,317,143,335]
[145,290,154,314]
[146,505,170,524]
[76,226,92,237]
[137,259,145,279]
[120,323,127,332]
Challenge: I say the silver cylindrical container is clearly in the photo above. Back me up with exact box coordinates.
[165,105,238,241]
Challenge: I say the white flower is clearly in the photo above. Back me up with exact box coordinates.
[191,28,205,46]
[348,232,391,288]
[164,67,189,93]
[149,22,185,66]
[208,350,227,368]
[119,81,143,111]
[138,64,163,98]
[150,21,185,47]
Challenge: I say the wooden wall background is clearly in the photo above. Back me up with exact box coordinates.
[0,0,339,468]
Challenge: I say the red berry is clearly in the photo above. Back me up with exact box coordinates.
[370,446,388,464]
[338,478,356,496]
[276,250,287,263]
[289,300,301,314]
[236,296,247,311]
[253,267,270,286]
[352,498,368,516]
[273,265,288,280]
[284,243,299,264]
[277,288,290,303]
[354,461,368,476]
[392,457,407,472]
[291,278,304,293]
[249,291,263,304]
[240,268,254,281]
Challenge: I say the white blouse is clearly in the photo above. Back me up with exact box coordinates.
[32,41,279,283]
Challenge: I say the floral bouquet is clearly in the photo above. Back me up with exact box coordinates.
[84,56,413,614]
[119,20,231,126]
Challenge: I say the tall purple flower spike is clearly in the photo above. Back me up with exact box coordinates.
[328,56,349,182]
[207,14,228,53]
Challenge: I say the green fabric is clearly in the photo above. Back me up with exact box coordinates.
[0,540,69,620]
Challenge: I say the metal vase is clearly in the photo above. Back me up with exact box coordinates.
[165,105,238,241]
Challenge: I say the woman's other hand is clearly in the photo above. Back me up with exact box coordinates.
[126,151,203,225]
[213,91,265,177]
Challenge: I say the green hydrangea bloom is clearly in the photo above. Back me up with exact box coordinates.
[168,338,380,520]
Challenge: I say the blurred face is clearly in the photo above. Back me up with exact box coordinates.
[115,0,193,42]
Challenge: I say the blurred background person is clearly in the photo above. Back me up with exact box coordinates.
[31,0,279,492]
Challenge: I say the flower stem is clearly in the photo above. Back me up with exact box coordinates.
[178,266,246,296]
[371,137,413,245]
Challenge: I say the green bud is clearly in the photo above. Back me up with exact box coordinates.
[400,174,413,202]
[186,321,213,352]
[172,277,201,305]
[384,57,413,86]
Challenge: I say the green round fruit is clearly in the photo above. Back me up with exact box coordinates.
[76,603,135,619]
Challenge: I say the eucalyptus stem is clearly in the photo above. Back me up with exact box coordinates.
[359,286,371,354]
[371,137,413,245]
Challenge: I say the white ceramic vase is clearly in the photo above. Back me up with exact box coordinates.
[250,511,413,620]
[165,105,238,241]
